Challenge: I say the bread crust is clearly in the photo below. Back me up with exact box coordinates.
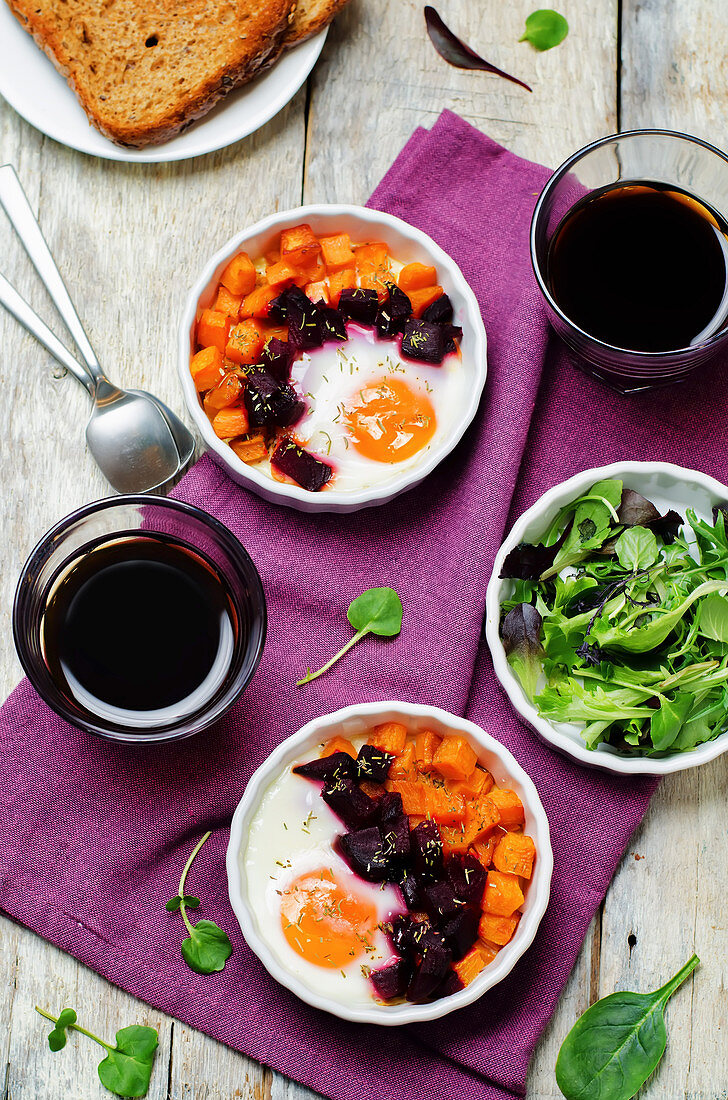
[284,0,351,47]
[6,0,295,146]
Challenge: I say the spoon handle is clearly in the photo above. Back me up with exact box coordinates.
[0,272,96,397]
[0,165,104,386]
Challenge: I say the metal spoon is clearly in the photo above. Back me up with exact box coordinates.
[0,165,196,494]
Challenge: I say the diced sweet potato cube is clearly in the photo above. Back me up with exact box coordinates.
[433,736,478,782]
[266,260,298,289]
[305,280,330,305]
[226,319,266,365]
[388,779,427,816]
[399,262,437,292]
[229,433,267,464]
[450,767,493,800]
[280,224,321,267]
[479,911,521,947]
[421,779,465,827]
[453,941,497,987]
[414,729,441,768]
[408,285,444,318]
[389,741,416,779]
[197,310,232,355]
[292,254,326,287]
[492,833,536,879]
[483,870,525,917]
[439,822,473,858]
[212,406,250,440]
[356,242,391,301]
[369,721,407,754]
[470,833,499,869]
[203,372,244,412]
[220,252,256,297]
[488,788,525,827]
[328,267,357,307]
[214,285,243,319]
[190,346,225,392]
[321,735,357,759]
[240,285,279,319]
[264,249,280,265]
[466,795,501,842]
[320,233,355,271]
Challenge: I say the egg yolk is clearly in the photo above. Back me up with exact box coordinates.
[344,377,436,463]
[280,868,378,968]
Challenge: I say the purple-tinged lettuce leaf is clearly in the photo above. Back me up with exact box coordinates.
[424,6,532,92]
[501,603,544,699]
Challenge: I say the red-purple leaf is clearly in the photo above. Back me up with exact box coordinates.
[424,6,532,92]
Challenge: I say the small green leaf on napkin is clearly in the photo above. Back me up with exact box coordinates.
[520,10,569,51]
[167,832,233,974]
[296,587,403,685]
[36,1007,158,1097]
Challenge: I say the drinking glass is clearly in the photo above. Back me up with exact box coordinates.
[530,129,728,391]
[13,496,267,743]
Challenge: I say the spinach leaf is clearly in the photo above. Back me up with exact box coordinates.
[519,9,569,51]
[36,1007,158,1098]
[543,480,623,578]
[698,592,728,641]
[297,587,403,685]
[594,579,728,652]
[424,6,532,90]
[615,526,659,570]
[501,603,544,700]
[168,832,233,975]
[555,954,699,1100]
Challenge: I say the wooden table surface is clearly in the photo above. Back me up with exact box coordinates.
[1,1,727,1097]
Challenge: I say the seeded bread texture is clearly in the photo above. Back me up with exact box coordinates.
[6,0,295,146]
[284,0,351,47]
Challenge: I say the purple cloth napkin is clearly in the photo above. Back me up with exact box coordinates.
[9,108,721,1099]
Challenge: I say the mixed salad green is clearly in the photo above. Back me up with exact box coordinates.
[499,478,728,756]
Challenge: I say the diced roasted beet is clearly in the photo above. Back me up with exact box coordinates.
[242,367,281,428]
[407,941,453,1002]
[356,744,394,783]
[318,305,348,342]
[323,777,377,831]
[423,881,463,924]
[369,957,413,1001]
[271,439,333,493]
[293,751,357,784]
[443,323,463,354]
[270,382,306,427]
[441,908,480,961]
[261,337,295,383]
[336,826,390,881]
[285,287,325,351]
[433,969,464,1000]
[377,791,404,823]
[401,318,446,364]
[422,293,454,325]
[388,914,421,957]
[446,854,487,906]
[267,293,288,323]
[397,870,423,911]
[411,820,444,880]
[338,288,380,324]
[381,814,411,862]
[375,283,413,337]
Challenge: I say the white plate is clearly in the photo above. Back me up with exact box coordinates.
[485,461,728,776]
[226,701,553,1025]
[0,7,326,163]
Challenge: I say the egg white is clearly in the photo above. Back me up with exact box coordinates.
[288,325,467,493]
[244,749,404,1004]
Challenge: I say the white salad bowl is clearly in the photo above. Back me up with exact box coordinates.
[178,205,487,513]
[485,461,728,776]
[226,701,553,1025]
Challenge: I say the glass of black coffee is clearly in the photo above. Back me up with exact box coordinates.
[530,130,728,390]
[13,497,267,743]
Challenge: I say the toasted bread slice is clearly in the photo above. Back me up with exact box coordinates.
[7,0,295,146]
[284,0,351,47]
